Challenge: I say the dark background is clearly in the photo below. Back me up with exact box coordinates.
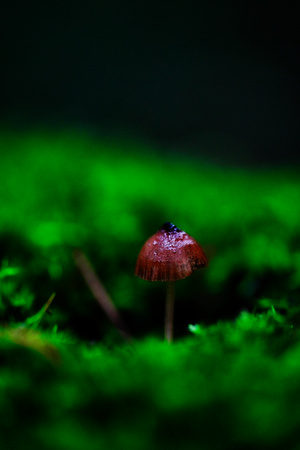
[1,1,299,165]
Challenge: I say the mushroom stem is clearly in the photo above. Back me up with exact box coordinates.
[165,281,175,342]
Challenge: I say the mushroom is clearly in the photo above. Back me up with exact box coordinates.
[135,222,208,342]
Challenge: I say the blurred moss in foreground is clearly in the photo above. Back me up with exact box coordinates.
[1,309,300,449]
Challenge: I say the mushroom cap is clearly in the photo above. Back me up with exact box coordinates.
[135,222,208,282]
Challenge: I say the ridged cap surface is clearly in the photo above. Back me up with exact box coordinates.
[135,222,208,282]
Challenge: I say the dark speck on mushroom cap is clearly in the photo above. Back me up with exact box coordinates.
[160,222,181,233]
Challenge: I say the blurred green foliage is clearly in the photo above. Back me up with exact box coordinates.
[1,128,299,330]
[1,309,300,450]
[1,128,300,448]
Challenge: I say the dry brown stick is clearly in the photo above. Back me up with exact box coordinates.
[73,249,132,343]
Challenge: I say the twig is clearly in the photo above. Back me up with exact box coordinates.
[73,249,132,343]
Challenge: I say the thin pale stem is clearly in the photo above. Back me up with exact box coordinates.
[165,281,175,343]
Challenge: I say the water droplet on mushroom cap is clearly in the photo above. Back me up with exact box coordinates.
[135,222,208,282]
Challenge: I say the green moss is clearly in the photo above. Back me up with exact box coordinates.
[1,312,300,449]
[1,127,300,448]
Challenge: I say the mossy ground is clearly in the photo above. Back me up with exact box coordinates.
[1,128,300,449]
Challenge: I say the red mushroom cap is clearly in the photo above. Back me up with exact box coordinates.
[135,222,208,282]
